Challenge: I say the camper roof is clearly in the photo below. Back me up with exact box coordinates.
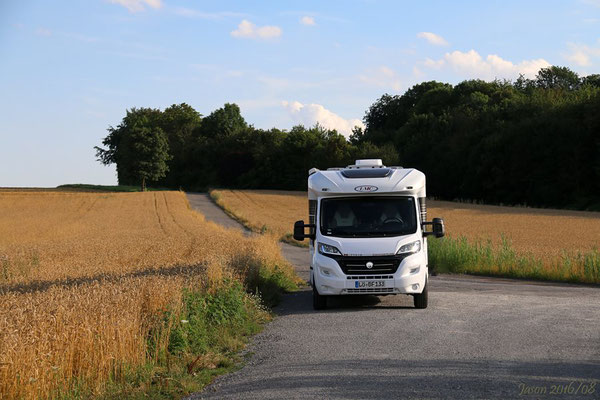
[308,160,426,199]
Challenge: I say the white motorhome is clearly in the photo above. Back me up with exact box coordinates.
[293,159,445,310]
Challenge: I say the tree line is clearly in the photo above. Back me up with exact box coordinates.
[96,66,600,210]
[95,104,397,191]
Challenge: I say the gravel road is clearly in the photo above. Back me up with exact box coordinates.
[186,193,600,399]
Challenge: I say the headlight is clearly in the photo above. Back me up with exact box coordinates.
[318,242,341,256]
[397,240,421,255]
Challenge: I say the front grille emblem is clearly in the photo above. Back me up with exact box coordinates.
[366,261,374,269]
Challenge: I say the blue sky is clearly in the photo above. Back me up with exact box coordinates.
[1,0,599,186]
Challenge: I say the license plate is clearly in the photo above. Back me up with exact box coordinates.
[355,280,385,288]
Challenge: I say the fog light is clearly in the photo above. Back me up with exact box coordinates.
[410,267,420,274]
[412,284,419,290]
[321,268,331,276]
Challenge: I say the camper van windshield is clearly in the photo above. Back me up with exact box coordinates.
[320,196,417,238]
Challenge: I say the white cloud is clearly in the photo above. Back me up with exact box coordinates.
[566,46,592,67]
[282,101,364,137]
[108,0,162,13]
[564,42,600,67]
[300,16,316,26]
[424,57,444,69]
[231,20,282,40]
[417,32,448,46]
[424,49,550,79]
[358,66,402,91]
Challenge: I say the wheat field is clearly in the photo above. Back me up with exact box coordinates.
[0,190,294,399]
[211,189,600,271]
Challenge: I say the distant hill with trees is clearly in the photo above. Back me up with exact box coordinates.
[95,66,600,210]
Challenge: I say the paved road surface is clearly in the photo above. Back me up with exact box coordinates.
[186,193,600,399]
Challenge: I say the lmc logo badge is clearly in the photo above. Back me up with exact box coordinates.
[354,185,378,192]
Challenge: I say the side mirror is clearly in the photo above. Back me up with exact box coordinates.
[422,217,445,238]
[293,220,315,241]
[432,217,445,238]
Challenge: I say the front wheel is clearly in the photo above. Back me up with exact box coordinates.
[313,284,328,310]
[413,277,428,309]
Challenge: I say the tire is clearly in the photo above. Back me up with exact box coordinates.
[313,284,328,310]
[413,277,428,309]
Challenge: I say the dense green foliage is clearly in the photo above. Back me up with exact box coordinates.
[96,103,397,191]
[354,66,600,210]
[96,66,600,209]
[95,108,172,191]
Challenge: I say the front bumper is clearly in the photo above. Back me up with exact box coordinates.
[313,252,427,295]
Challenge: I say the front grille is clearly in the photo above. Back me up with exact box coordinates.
[334,255,407,275]
[347,287,395,294]
[346,275,394,280]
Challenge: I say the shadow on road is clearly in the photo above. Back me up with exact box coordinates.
[275,289,415,316]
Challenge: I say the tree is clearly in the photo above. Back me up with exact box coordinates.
[353,65,600,209]
[95,108,171,190]
[582,74,600,88]
[348,125,364,145]
[196,103,247,138]
[158,103,202,187]
[535,66,580,90]
[94,74,600,210]
[127,124,170,191]
[361,81,452,145]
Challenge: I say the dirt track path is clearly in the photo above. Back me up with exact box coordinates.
[186,193,600,400]
[186,193,310,281]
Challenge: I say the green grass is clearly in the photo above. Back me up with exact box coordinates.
[428,235,600,284]
[56,262,296,400]
[56,184,170,192]
[245,261,299,306]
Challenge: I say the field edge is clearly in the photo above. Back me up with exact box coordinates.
[209,190,600,285]
[208,189,309,248]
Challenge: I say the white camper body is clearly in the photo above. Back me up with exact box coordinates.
[294,159,445,310]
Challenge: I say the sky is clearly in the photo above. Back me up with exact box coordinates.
[1,0,599,187]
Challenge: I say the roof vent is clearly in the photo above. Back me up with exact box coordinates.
[355,159,383,167]
[341,168,392,178]
[346,159,386,169]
